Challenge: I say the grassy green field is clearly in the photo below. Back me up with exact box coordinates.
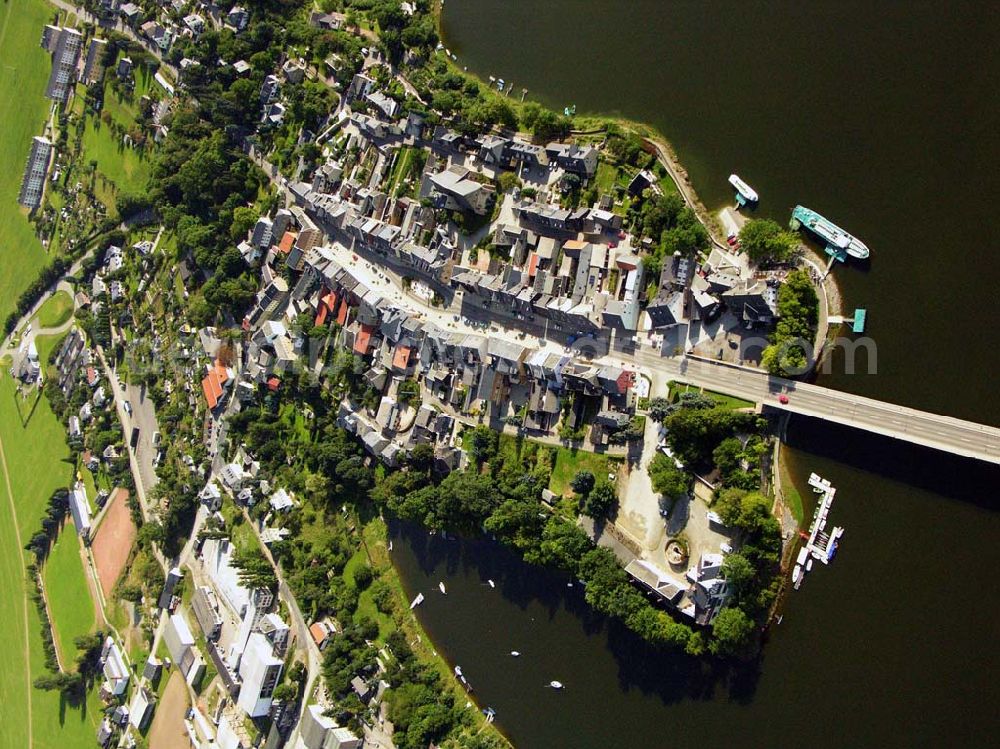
[101,64,156,131]
[0,366,102,749]
[670,382,755,410]
[34,291,73,329]
[0,0,57,325]
[549,445,617,496]
[81,119,151,194]
[43,523,96,667]
[35,331,68,370]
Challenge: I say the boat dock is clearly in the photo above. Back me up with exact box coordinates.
[792,473,845,590]
[829,308,868,334]
[728,173,758,208]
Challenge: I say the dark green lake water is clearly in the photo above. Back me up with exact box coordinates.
[390,2,1000,746]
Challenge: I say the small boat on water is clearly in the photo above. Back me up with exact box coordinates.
[806,558,814,572]
[728,173,759,206]
[487,579,495,588]
[549,681,564,690]
[438,582,447,595]
[409,593,424,609]
[483,707,496,723]
[454,666,463,678]
[510,651,520,657]
[792,565,802,589]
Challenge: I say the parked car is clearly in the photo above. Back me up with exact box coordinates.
[778,394,790,404]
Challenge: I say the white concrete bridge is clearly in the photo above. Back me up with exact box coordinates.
[644,354,1000,465]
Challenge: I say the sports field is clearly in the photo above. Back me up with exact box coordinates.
[0,0,56,324]
[92,487,136,598]
[43,522,97,667]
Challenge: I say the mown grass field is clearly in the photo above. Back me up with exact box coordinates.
[0,367,102,749]
[0,0,56,324]
[670,381,755,410]
[81,119,151,193]
[34,290,73,329]
[43,522,97,667]
[549,445,617,496]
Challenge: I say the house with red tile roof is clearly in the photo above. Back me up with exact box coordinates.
[277,231,296,255]
[352,323,375,355]
[201,359,234,411]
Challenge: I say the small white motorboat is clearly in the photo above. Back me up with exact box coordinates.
[510,651,520,657]
[548,681,564,689]
[438,582,447,595]
[409,593,424,609]
[487,579,495,588]
[454,666,463,677]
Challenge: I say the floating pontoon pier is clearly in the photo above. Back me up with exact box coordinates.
[792,473,846,590]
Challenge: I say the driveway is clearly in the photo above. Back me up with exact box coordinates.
[615,414,666,558]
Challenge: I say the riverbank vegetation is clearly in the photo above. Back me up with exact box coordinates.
[225,378,510,747]
[762,269,820,375]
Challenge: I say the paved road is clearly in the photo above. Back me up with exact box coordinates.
[319,239,1000,464]
[124,381,160,492]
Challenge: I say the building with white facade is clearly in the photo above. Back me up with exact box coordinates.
[236,632,282,717]
[43,26,84,103]
[18,136,53,209]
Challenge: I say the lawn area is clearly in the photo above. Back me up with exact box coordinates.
[43,524,96,668]
[34,291,74,329]
[0,0,58,325]
[593,161,623,195]
[101,69,155,132]
[35,331,68,370]
[80,118,151,194]
[387,146,418,197]
[670,381,755,410]
[549,445,617,496]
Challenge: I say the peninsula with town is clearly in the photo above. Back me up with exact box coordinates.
[2,2,998,749]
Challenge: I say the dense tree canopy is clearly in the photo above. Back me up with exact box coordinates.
[738,218,799,264]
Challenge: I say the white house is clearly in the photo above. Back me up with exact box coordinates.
[69,482,92,537]
[268,487,294,512]
[101,636,129,696]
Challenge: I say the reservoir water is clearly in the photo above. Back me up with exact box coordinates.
[389,1,1000,746]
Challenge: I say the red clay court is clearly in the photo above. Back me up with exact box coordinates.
[91,488,136,599]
